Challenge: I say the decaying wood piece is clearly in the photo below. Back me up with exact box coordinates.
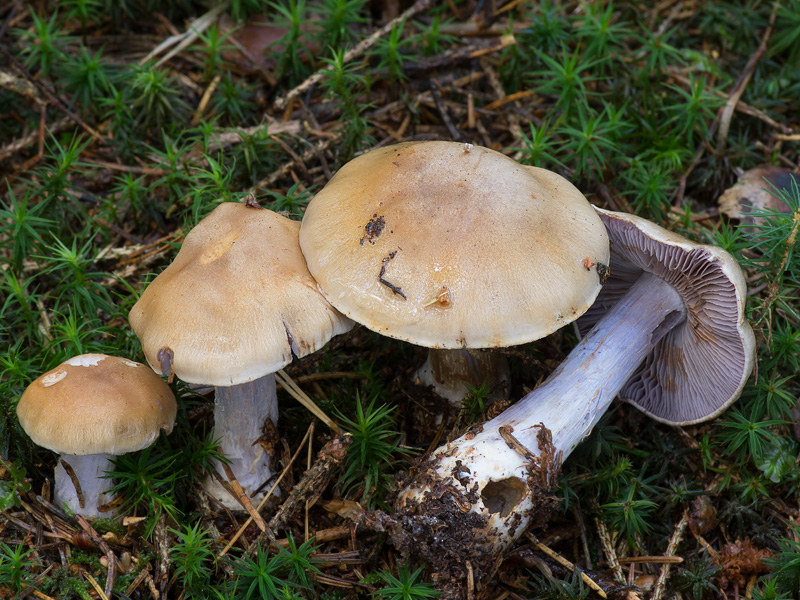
[241,434,353,558]
[269,433,352,531]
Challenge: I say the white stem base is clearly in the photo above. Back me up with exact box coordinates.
[55,454,116,518]
[204,374,280,509]
[393,273,686,597]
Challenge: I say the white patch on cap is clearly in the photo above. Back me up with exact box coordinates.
[121,359,141,368]
[65,354,107,367]
[42,370,68,387]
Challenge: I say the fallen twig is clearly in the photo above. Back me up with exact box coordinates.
[527,533,608,599]
[595,516,625,584]
[267,433,352,533]
[716,0,779,156]
[139,2,231,67]
[273,0,437,110]
[652,512,688,600]
[76,515,116,600]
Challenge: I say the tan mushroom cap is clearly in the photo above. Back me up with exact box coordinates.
[299,141,610,348]
[16,354,177,456]
[129,203,353,386]
[577,208,756,425]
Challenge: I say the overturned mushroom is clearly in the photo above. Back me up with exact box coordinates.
[129,202,352,509]
[392,208,756,597]
[299,141,609,405]
[16,354,176,517]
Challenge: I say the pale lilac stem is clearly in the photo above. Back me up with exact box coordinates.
[204,374,279,508]
[399,272,687,550]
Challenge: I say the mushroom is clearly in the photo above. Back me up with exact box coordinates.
[16,354,177,518]
[391,208,756,596]
[718,166,796,232]
[129,201,353,509]
[299,141,610,405]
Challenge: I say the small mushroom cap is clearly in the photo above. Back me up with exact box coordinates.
[299,141,609,348]
[16,354,177,455]
[577,208,756,425]
[129,203,353,386]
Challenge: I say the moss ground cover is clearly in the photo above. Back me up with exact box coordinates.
[1,0,799,598]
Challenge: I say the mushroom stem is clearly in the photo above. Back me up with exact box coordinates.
[414,348,510,406]
[394,272,687,591]
[55,454,116,518]
[204,374,279,508]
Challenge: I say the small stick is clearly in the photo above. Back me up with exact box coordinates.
[125,567,150,597]
[430,79,462,141]
[306,427,314,541]
[618,556,684,564]
[378,250,407,299]
[21,585,58,600]
[191,72,222,125]
[59,459,84,509]
[249,136,337,192]
[652,513,688,600]
[140,2,231,67]
[275,524,351,547]
[153,514,171,597]
[76,515,115,599]
[43,511,68,568]
[0,116,72,161]
[573,507,593,570]
[2,513,71,542]
[267,433,353,533]
[316,572,368,588]
[271,134,310,180]
[144,568,160,599]
[83,572,109,600]
[0,47,102,141]
[220,461,268,532]
[466,560,475,600]
[273,0,436,110]
[675,1,779,203]
[716,0,778,156]
[527,534,608,599]
[498,425,535,460]
[595,517,625,583]
[218,423,315,558]
[295,372,368,383]
[483,89,537,112]
[34,495,73,527]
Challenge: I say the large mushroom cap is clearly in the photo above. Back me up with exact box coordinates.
[299,141,609,348]
[16,354,177,455]
[577,208,756,425]
[129,203,353,387]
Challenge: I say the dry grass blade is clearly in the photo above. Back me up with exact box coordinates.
[140,1,231,67]
[527,534,608,599]
[275,369,340,432]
